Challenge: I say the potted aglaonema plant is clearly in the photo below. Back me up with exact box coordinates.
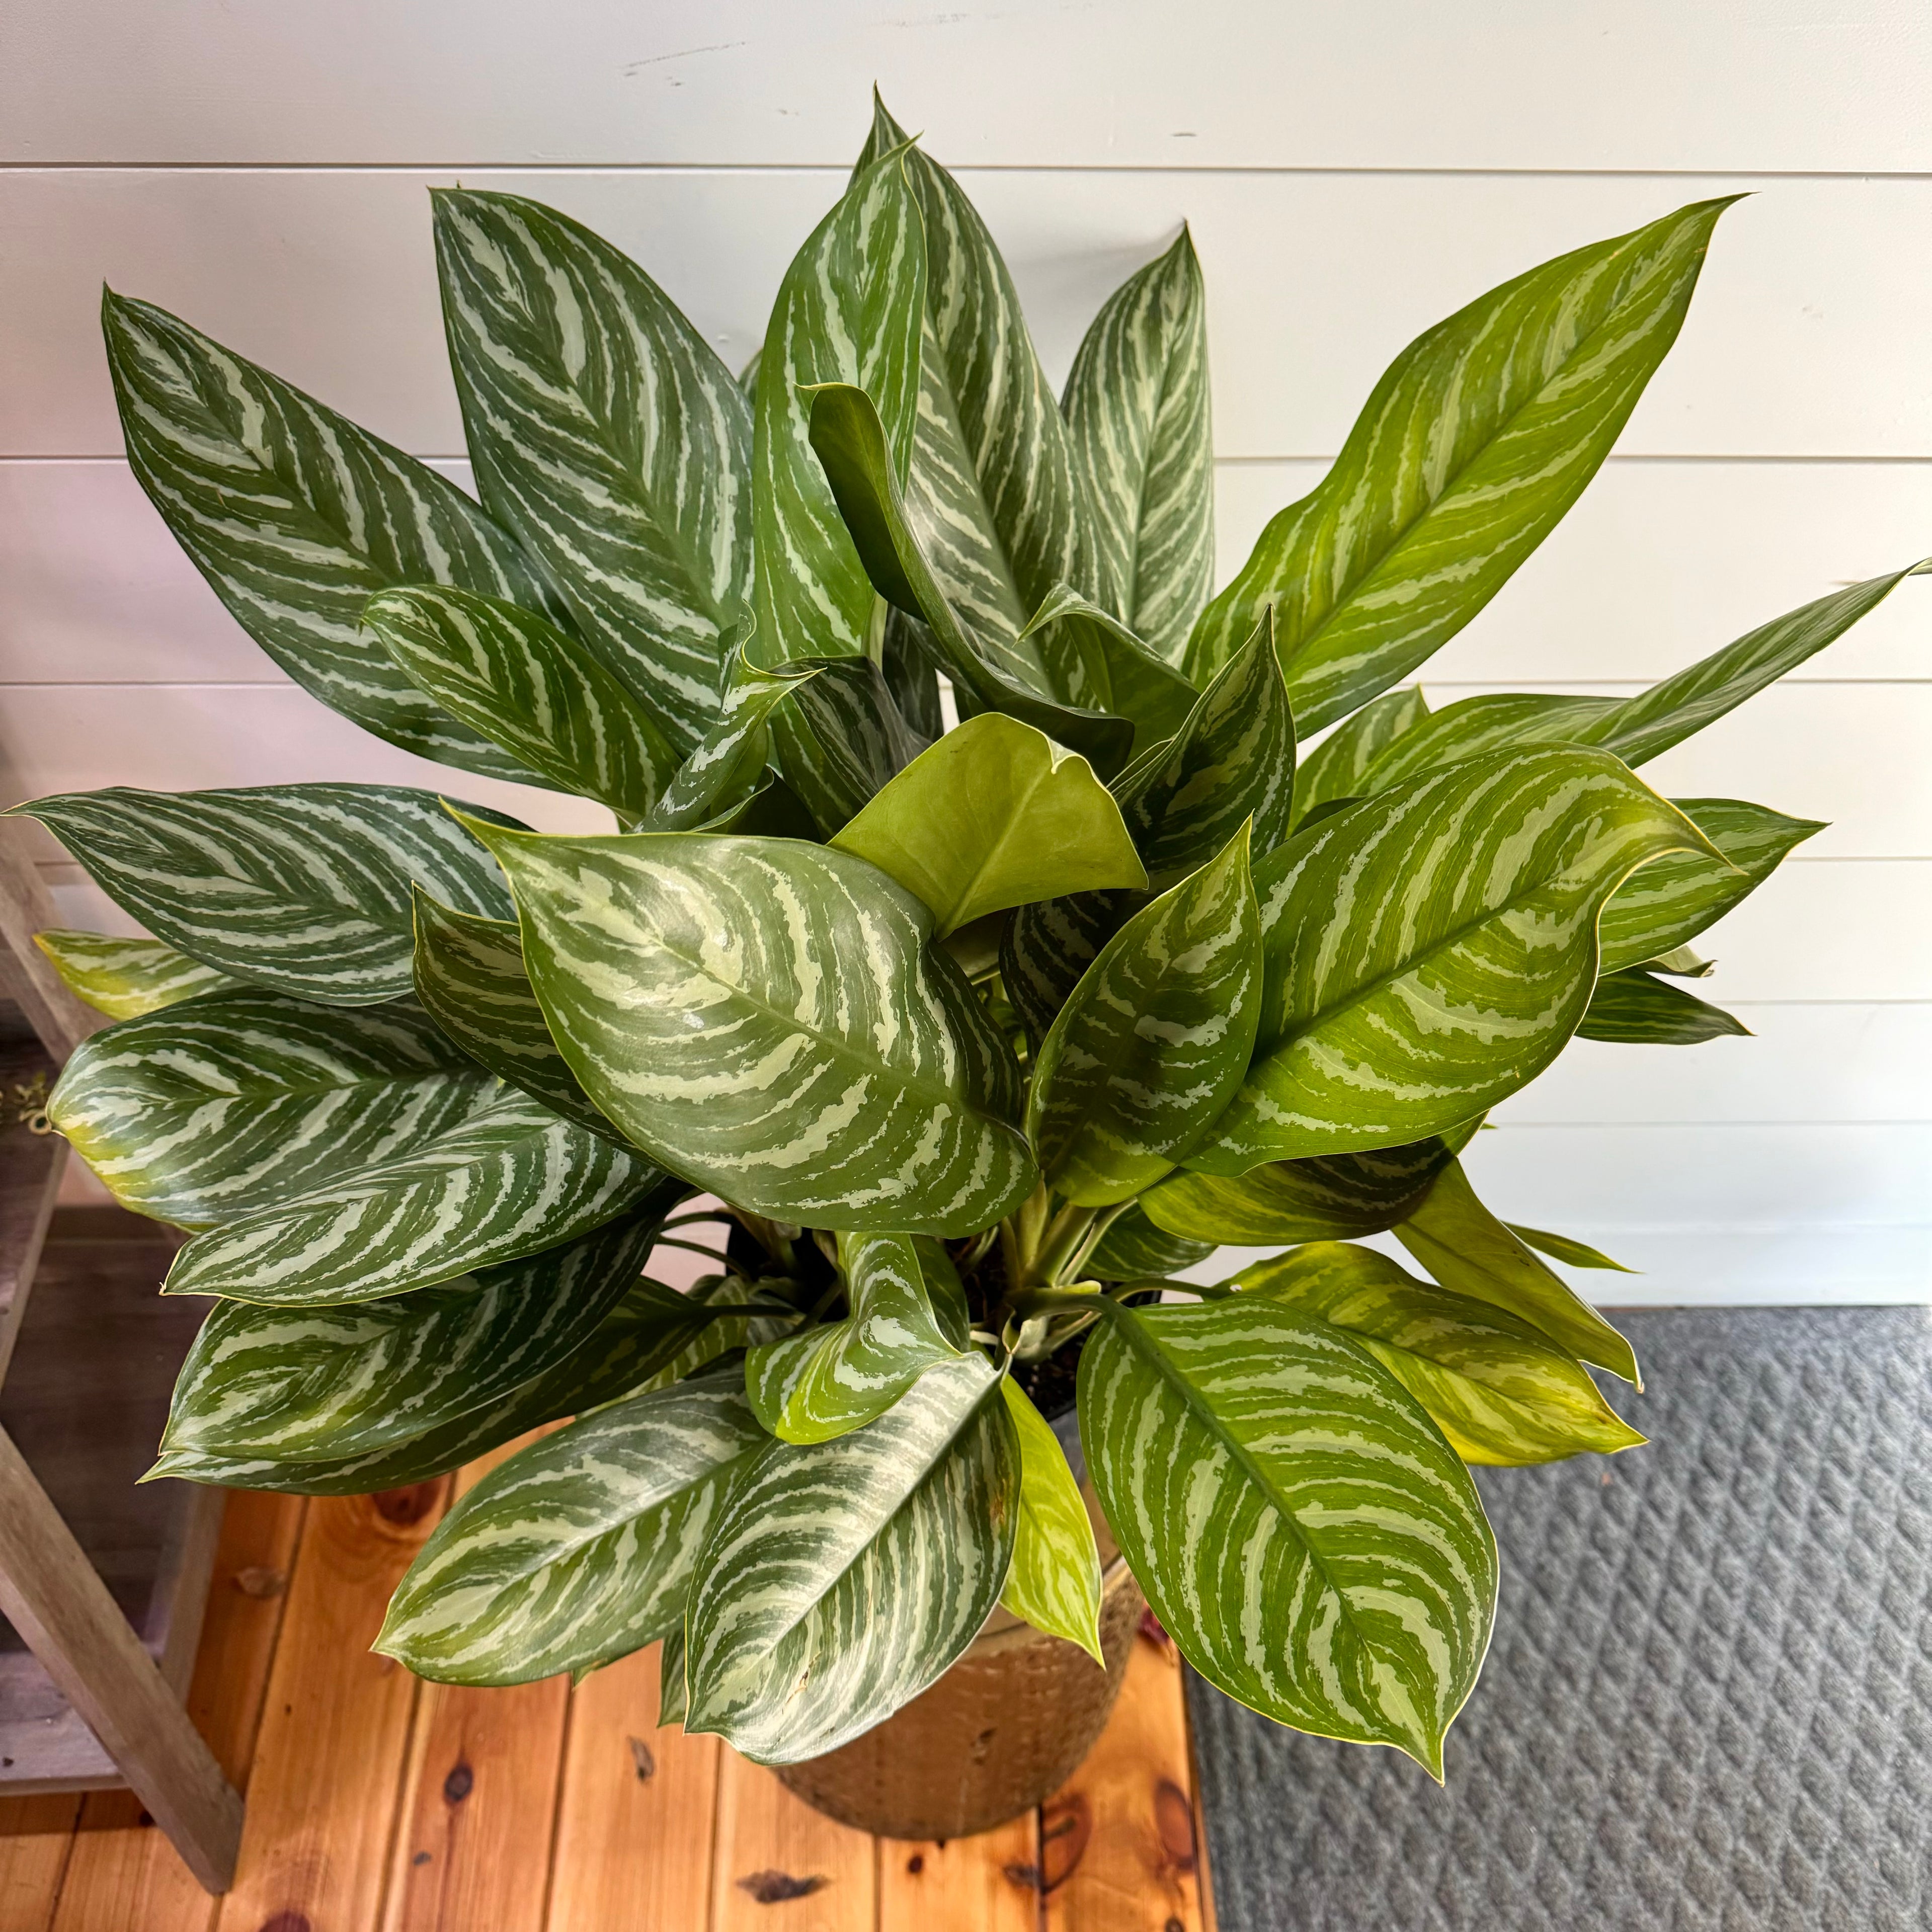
[22,93,1923,1839]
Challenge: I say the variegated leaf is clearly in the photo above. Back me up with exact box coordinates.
[746,1231,961,1444]
[1578,968,1750,1044]
[1188,200,1735,730]
[433,190,754,748]
[656,1624,689,1720]
[767,652,931,837]
[1086,1204,1212,1283]
[1361,693,1620,791]
[1063,227,1214,662]
[830,713,1146,936]
[163,1199,676,1459]
[1029,828,1260,1206]
[1000,884,1136,1049]
[12,785,519,1006]
[1395,1159,1639,1383]
[364,586,677,821]
[103,292,560,783]
[376,1371,769,1685]
[34,929,240,1021]
[627,1272,796,1397]
[474,826,1037,1235]
[1289,687,1429,831]
[49,989,487,1229]
[1019,585,1200,752]
[752,149,926,667]
[163,1090,661,1306]
[1079,1295,1495,1774]
[881,605,943,738]
[1190,748,1711,1171]
[1234,1243,1644,1466]
[684,1350,1017,1764]
[998,1379,1103,1663]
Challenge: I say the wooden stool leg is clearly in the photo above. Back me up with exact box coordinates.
[0,1427,242,1891]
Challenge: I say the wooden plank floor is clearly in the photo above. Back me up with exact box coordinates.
[0,1460,1217,1932]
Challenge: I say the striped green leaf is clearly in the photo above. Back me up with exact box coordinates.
[1079,1296,1496,1774]
[684,1350,1018,1764]
[1234,1243,1645,1466]
[766,653,930,837]
[163,1090,661,1306]
[1290,688,1428,832]
[409,891,616,1141]
[11,784,520,1007]
[881,606,943,739]
[626,1273,796,1398]
[806,384,1135,775]
[376,1371,769,1686]
[433,190,753,749]
[1578,968,1750,1044]
[1063,227,1215,663]
[1395,1159,1639,1383]
[746,1231,961,1444]
[474,826,1037,1235]
[752,149,926,668]
[163,1199,675,1459]
[364,587,677,821]
[1598,798,1823,974]
[1029,828,1261,1206]
[1187,200,1734,730]
[1361,693,1621,791]
[998,1379,1103,1663]
[830,714,1146,937]
[103,292,560,784]
[1019,585,1199,751]
[1190,748,1711,1171]
[1142,1135,1459,1247]
[1000,884,1138,1049]
[33,930,239,1021]
[1086,1204,1212,1283]
[49,989,488,1229]
[1507,1226,1636,1272]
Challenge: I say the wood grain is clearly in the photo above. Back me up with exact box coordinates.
[876,1815,1039,1932]
[711,1748,876,1932]
[0,1798,79,1932]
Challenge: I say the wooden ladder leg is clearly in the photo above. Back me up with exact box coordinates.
[0,1426,242,1892]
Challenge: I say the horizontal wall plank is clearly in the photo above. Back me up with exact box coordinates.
[4,170,1929,458]
[1690,862,1931,1004]
[4,1,1927,172]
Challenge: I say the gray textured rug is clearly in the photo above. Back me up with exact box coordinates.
[1187,1308,1932,1932]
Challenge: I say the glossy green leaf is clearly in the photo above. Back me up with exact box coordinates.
[377,1371,769,1685]
[433,190,754,749]
[49,989,489,1229]
[766,652,931,837]
[1395,1159,1639,1383]
[33,929,240,1020]
[746,1231,960,1444]
[103,292,561,784]
[1029,827,1261,1206]
[475,826,1036,1235]
[1578,968,1750,1044]
[1079,1296,1495,1774]
[163,1200,675,1459]
[1190,748,1712,1170]
[881,606,943,738]
[1019,585,1199,751]
[1085,1205,1212,1283]
[752,149,926,667]
[683,1350,1017,1764]
[829,714,1146,936]
[1290,688,1428,831]
[1361,693,1621,791]
[1187,200,1735,730]
[364,586,677,821]
[11,785,520,1007]
[1507,1225,1637,1273]
[1234,1243,1645,1466]
[999,887,1140,1050]
[1632,945,1715,979]
[656,1624,689,1720]
[998,1379,1103,1663]
[1063,227,1215,664]
[409,891,616,1141]
[163,1090,662,1306]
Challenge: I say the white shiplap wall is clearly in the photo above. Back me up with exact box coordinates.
[3,1,1926,1300]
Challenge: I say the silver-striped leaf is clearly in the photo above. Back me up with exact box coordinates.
[1000,885,1138,1049]
[1029,827,1261,1206]
[364,586,678,821]
[433,190,754,749]
[1577,968,1750,1044]
[376,1370,769,1686]
[767,652,931,837]
[1019,585,1200,753]
[997,1378,1103,1663]
[1086,1204,1212,1283]
[1234,1242,1645,1466]
[12,784,520,1006]
[49,989,489,1229]
[103,292,561,783]
[830,713,1146,937]
[474,826,1037,1235]
[1361,693,1620,791]
[1063,227,1215,663]
[1079,1295,1496,1774]
[34,929,240,1021]
[1290,687,1429,831]
[162,1089,662,1306]
[1187,199,1735,730]
[163,1199,676,1460]
[683,1350,1018,1764]
[745,1230,961,1445]
[1189,747,1711,1171]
